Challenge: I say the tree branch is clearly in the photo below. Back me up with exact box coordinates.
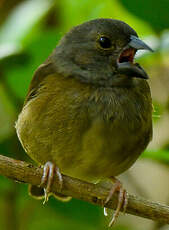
[0,154,169,224]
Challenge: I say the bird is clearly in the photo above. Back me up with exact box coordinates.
[15,18,153,226]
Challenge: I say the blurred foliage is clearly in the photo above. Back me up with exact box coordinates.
[142,149,169,164]
[0,0,169,230]
[119,0,169,33]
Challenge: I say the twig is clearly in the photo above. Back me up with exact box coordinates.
[0,154,169,224]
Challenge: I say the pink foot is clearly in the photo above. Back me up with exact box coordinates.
[104,177,128,227]
[40,162,63,204]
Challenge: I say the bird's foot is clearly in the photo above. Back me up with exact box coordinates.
[104,177,128,227]
[40,161,63,204]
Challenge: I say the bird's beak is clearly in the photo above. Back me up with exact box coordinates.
[117,35,153,79]
[128,35,153,52]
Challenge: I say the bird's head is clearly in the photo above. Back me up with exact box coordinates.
[53,18,153,87]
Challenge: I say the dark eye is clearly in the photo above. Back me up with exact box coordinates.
[99,36,112,49]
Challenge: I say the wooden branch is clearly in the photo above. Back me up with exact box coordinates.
[0,154,169,224]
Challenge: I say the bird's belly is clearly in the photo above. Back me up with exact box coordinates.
[16,94,151,183]
[56,119,147,182]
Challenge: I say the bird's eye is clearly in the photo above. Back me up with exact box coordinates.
[98,36,112,49]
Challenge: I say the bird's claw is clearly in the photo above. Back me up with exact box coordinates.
[104,178,128,227]
[40,161,63,204]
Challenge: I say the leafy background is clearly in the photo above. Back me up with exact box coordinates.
[0,0,169,230]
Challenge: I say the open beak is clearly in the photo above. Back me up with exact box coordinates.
[117,35,153,79]
[128,35,153,52]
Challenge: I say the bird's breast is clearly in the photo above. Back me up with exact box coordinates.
[58,85,152,181]
[16,77,152,182]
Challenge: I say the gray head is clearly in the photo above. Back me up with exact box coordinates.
[51,18,152,87]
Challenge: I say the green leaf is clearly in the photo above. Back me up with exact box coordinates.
[0,0,54,59]
[119,0,169,33]
[4,30,61,99]
[142,149,169,164]
[60,0,153,36]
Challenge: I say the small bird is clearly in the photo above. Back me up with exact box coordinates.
[16,18,153,226]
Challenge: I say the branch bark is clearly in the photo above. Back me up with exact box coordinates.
[0,154,169,224]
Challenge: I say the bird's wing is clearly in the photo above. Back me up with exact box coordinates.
[24,59,56,105]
